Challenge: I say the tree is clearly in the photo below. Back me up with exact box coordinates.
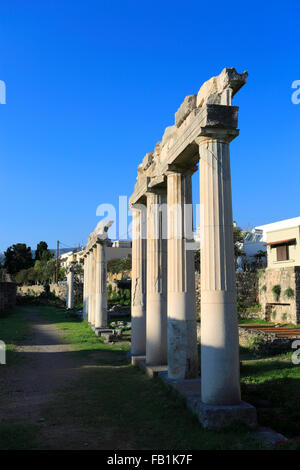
[4,243,34,275]
[35,241,52,261]
[233,226,247,260]
[194,250,200,273]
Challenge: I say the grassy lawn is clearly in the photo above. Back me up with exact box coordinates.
[36,309,264,450]
[35,305,131,355]
[241,352,300,441]
[239,319,275,325]
[0,307,32,365]
[3,305,300,449]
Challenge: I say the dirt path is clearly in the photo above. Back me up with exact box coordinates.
[0,309,79,423]
[0,308,117,449]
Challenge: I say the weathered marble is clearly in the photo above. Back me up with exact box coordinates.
[129,67,252,425]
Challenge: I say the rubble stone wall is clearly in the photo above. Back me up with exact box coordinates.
[258,266,300,324]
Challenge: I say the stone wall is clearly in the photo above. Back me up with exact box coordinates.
[195,272,258,312]
[258,266,300,324]
[18,282,83,303]
[238,326,297,356]
[0,281,17,312]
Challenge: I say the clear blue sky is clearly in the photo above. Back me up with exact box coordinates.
[1,1,299,252]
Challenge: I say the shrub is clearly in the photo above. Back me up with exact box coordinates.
[260,284,267,293]
[281,312,287,322]
[257,268,265,280]
[272,284,281,301]
[284,287,294,299]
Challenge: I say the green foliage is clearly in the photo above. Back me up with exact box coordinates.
[107,256,132,274]
[254,250,266,261]
[4,243,34,275]
[35,241,52,261]
[233,225,247,259]
[194,250,200,272]
[284,287,294,299]
[271,311,277,320]
[281,312,288,322]
[256,268,265,280]
[272,284,281,301]
[260,284,267,292]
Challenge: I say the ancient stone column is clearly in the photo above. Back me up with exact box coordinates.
[91,247,97,327]
[131,206,147,357]
[88,250,94,324]
[199,135,241,405]
[83,256,88,318]
[146,191,167,365]
[66,266,74,309]
[167,170,198,379]
[94,241,108,330]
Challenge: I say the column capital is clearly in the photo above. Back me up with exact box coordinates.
[196,127,239,147]
[145,188,166,198]
[165,163,197,177]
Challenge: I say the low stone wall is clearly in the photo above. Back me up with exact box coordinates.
[239,326,296,356]
[197,323,295,355]
[195,272,258,312]
[0,281,17,312]
[18,283,83,303]
[258,266,300,324]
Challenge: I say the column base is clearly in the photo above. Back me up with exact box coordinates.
[131,356,168,378]
[160,373,257,430]
[94,327,114,337]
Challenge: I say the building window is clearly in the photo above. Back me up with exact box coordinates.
[276,244,289,261]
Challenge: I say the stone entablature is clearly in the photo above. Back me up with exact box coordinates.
[130,68,247,207]
[259,266,300,324]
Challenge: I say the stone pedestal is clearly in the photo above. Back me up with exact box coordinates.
[66,268,74,309]
[167,170,198,379]
[146,191,168,366]
[131,207,147,357]
[199,136,241,405]
[94,241,108,330]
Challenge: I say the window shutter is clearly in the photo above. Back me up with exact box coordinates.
[277,245,289,261]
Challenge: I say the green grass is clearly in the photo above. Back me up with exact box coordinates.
[35,305,130,355]
[239,319,275,325]
[0,307,32,365]
[3,305,300,449]
[0,422,38,450]
[42,360,264,450]
[241,352,300,439]
[33,306,264,449]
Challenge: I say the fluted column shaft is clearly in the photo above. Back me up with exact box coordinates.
[146,191,167,365]
[167,171,198,379]
[83,257,88,318]
[87,251,93,324]
[91,247,96,326]
[131,207,147,356]
[199,137,240,405]
[66,268,74,309]
[94,242,107,329]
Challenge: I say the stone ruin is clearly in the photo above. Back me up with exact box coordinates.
[128,67,257,428]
